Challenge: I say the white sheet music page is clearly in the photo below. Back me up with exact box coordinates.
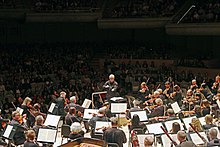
[48,103,56,113]
[16,107,24,115]
[82,99,92,108]
[171,102,181,114]
[164,120,184,132]
[95,121,112,133]
[37,128,57,143]
[146,123,164,135]
[137,134,154,147]
[130,111,148,121]
[83,109,98,119]
[161,134,180,147]
[198,117,206,126]
[110,97,124,102]
[111,103,127,113]
[182,116,197,131]
[44,114,60,127]
[190,132,208,145]
[3,125,13,138]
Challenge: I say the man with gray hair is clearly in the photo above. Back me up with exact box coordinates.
[207,128,220,146]
[103,74,118,101]
[144,136,154,147]
[176,131,196,147]
[64,96,84,113]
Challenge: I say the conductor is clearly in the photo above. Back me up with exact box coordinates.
[103,74,119,102]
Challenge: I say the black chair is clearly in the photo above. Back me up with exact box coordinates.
[107,143,119,147]
[132,128,145,134]
[61,124,71,144]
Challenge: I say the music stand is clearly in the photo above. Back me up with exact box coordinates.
[48,103,58,115]
[164,119,184,132]
[83,109,98,120]
[137,134,155,147]
[182,116,197,131]
[161,133,180,147]
[146,123,164,135]
[94,121,112,134]
[2,125,17,147]
[130,111,148,122]
[110,103,127,114]
[37,128,57,145]
[82,99,92,109]
[44,114,61,128]
[189,132,208,145]
[171,102,181,114]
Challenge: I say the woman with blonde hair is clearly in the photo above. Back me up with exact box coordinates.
[189,118,203,132]
[21,97,33,127]
[203,114,216,130]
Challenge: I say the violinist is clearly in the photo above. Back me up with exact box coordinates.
[190,79,198,92]
[33,115,47,136]
[211,75,220,95]
[137,82,150,105]
[203,115,216,130]
[148,98,165,118]
[163,81,173,103]
[21,97,33,127]
[182,89,195,111]
[23,130,39,147]
[55,91,66,119]
[170,85,183,106]
[11,111,26,145]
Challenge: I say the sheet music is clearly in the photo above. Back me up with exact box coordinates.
[190,132,208,145]
[198,117,206,126]
[182,116,197,131]
[217,99,220,109]
[171,102,181,114]
[161,134,180,147]
[110,97,124,102]
[82,99,92,108]
[164,120,184,132]
[137,134,154,147]
[3,125,13,138]
[16,107,23,115]
[130,111,148,121]
[44,114,60,127]
[37,128,57,143]
[111,103,127,113]
[83,109,98,119]
[146,123,164,135]
[95,121,111,133]
[48,103,56,113]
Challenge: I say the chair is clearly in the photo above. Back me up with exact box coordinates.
[132,128,145,134]
[107,143,119,147]
[61,124,71,145]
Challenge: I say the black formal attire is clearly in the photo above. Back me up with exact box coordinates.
[149,105,164,118]
[65,113,81,126]
[103,80,118,101]
[103,127,127,147]
[207,138,220,147]
[10,119,26,145]
[202,124,217,130]
[55,97,66,117]
[175,140,196,147]
[24,141,39,147]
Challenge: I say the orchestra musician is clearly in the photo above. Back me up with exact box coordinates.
[170,85,183,106]
[33,115,47,136]
[103,117,127,147]
[103,74,119,102]
[182,89,195,111]
[23,129,39,147]
[64,96,84,113]
[65,107,81,126]
[148,98,165,118]
[89,108,109,138]
[21,97,33,127]
[176,131,196,147]
[207,128,220,146]
[129,114,147,133]
[163,81,173,104]
[202,115,216,130]
[55,91,66,119]
[11,111,27,145]
[190,79,198,92]
[69,122,84,140]
[144,136,154,147]
[169,122,180,134]
[137,82,150,105]
[189,118,203,132]
[211,75,220,95]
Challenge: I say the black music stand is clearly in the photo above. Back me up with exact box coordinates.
[37,128,58,146]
